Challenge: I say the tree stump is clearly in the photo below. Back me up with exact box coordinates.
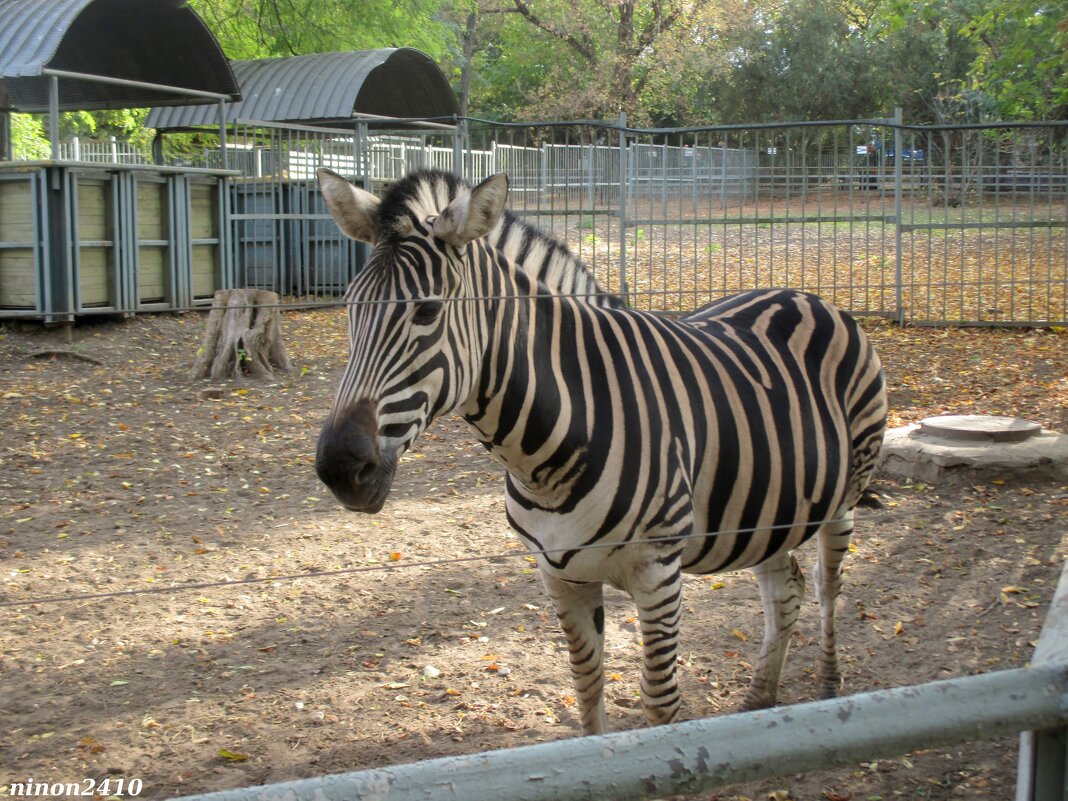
[190,289,292,381]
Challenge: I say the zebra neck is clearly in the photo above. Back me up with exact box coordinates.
[460,281,598,502]
[489,213,612,304]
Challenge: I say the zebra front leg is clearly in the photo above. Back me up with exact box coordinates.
[540,572,608,735]
[630,557,685,727]
[815,508,855,699]
[741,551,805,710]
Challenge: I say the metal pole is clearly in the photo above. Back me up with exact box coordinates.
[169,665,1068,801]
[0,111,11,161]
[452,117,466,178]
[49,74,60,160]
[1017,558,1068,800]
[893,106,904,324]
[618,112,629,304]
[41,68,233,102]
[218,100,228,171]
[355,122,369,187]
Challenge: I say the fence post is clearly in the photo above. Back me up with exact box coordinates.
[617,112,629,304]
[893,106,905,325]
[218,100,228,171]
[452,117,465,178]
[586,144,594,210]
[1016,559,1068,800]
[540,143,548,204]
[0,110,9,161]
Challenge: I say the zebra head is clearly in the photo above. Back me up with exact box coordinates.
[314,168,509,512]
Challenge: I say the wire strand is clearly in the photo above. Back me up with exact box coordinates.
[0,515,849,610]
[30,286,796,319]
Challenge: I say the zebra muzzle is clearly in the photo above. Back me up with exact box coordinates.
[316,400,397,513]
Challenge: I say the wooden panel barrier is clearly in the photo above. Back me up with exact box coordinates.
[0,163,236,320]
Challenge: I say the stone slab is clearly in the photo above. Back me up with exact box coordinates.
[878,424,1068,483]
[919,414,1042,443]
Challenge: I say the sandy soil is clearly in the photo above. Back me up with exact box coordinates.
[1,311,1066,801]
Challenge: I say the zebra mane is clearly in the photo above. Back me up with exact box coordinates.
[375,170,622,308]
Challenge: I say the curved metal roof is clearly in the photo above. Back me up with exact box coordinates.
[146,49,458,131]
[0,0,239,112]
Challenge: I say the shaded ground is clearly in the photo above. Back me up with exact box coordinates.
[0,311,1066,800]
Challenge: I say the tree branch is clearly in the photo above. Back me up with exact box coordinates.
[511,0,597,61]
[636,0,684,53]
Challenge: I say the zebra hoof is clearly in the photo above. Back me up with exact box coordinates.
[739,690,777,712]
[819,678,842,699]
[642,701,681,727]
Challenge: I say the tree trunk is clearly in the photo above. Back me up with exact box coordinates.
[458,11,478,118]
[190,289,292,382]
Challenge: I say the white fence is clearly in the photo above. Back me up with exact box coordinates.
[53,135,153,164]
[41,133,757,198]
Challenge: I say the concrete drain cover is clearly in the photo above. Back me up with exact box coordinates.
[879,414,1068,482]
[919,414,1042,443]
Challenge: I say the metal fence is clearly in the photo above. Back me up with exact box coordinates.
[38,116,1067,325]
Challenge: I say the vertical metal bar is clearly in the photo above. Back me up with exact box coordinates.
[1017,559,1068,799]
[218,101,228,171]
[49,75,60,160]
[452,117,465,177]
[1059,127,1066,323]
[976,126,986,322]
[800,129,808,293]
[618,112,629,304]
[0,110,11,160]
[893,107,904,324]
[923,129,932,323]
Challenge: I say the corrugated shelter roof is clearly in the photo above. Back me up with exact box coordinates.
[0,0,239,112]
[146,49,458,131]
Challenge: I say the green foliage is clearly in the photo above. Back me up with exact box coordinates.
[188,0,455,60]
[10,113,51,160]
[464,0,1063,124]
[959,0,1067,119]
[697,0,883,122]
[11,0,1059,164]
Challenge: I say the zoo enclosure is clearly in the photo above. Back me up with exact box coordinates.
[3,116,1066,325]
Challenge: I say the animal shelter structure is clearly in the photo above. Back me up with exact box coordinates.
[0,0,460,320]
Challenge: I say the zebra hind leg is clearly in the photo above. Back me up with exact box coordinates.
[540,572,608,735]
[815,508,855,699]
[741,551,805,711]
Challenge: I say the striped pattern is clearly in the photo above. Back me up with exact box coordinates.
[316,169,887,735]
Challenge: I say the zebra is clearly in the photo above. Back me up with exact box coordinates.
[314,168,887,735]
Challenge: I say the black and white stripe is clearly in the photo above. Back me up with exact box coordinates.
[315,168,887,734]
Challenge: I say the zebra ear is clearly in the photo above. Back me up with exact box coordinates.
[433,173,508,247]
[317,168,380,243]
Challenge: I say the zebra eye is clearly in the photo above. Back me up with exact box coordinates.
[412,299,443,326]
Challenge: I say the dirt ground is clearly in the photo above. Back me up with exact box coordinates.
[1,310,1066,801]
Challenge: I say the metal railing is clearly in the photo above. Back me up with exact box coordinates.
[166,560,1068,801]
[14,116,1066,325]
